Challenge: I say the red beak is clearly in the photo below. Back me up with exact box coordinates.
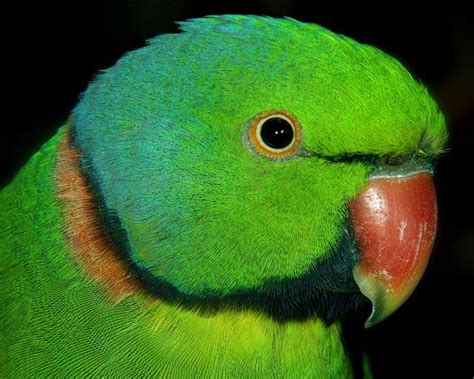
[350,171,437,327]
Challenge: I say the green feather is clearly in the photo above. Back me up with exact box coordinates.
[1,15,446,376]
[0,129,351,376]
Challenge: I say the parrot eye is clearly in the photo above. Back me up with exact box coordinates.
[249,110,302,158]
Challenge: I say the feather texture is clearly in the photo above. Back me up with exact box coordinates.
[1,15,447,377]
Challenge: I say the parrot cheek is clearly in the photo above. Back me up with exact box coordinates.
[350,170,437,328]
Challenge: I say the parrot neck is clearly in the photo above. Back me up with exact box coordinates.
[55,127,354,376]
[57,129,143,301]
[144,300,354,376]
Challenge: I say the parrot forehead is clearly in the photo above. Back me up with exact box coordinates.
[74,15,446,159]
[172,16,447,156]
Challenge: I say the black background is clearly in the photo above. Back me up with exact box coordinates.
[2,3,473,378]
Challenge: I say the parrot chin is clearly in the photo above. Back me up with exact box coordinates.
[350,162,437,328]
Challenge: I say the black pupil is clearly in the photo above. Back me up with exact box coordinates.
[260,117,294,149]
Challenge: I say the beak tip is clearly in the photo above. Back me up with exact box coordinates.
[363,306,385,328]
[353,265,389,328]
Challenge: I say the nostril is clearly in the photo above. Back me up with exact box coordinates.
[380,155,406,166]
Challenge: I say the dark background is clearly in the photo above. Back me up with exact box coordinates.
[3,3,473,378]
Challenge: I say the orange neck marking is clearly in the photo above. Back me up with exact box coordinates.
[56,128,142,301]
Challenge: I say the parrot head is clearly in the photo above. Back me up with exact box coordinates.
[72,15,447,326]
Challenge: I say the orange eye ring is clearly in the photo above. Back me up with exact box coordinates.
[248,110,302,158]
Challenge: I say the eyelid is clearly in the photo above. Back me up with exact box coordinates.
[248,110,302,159]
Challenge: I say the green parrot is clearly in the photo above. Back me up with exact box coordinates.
[1,15,447,377]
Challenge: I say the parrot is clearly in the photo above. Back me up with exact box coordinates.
[1,15,447,377]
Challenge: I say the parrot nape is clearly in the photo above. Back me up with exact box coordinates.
[1,15,447,377]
